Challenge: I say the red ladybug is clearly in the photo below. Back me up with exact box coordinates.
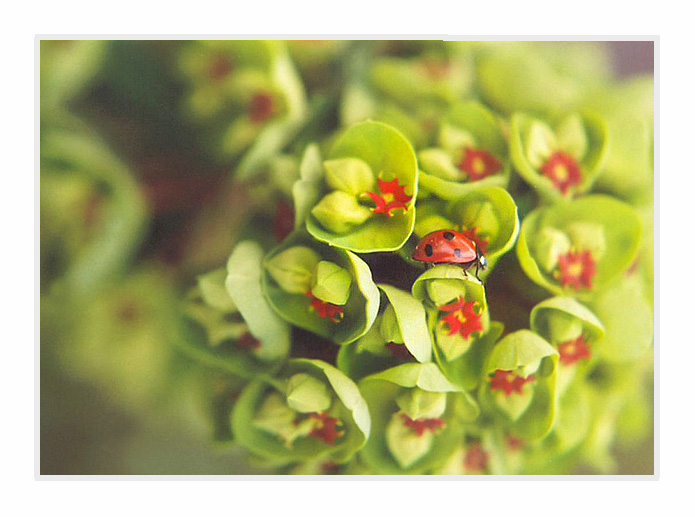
[412,229,487,279]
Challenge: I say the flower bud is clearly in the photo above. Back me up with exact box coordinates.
[324,157,375,195]
[310,260,352,305]
[311,190,372,234]
[285,373,332,413]
[265,245,321,294]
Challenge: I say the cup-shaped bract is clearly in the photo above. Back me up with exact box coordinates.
[337,284,433,380]
[516,195,642,301]
[509,111,609,201]
[297,121,419,252]
[358,363,478,474]
[261,231,380,345]
[230,359,370,463]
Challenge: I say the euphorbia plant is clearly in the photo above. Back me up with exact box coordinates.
[41,40,652,475]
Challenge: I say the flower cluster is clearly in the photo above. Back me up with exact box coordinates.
[40,40,653,475]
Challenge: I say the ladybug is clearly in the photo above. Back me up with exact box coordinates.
[412,229,487,279]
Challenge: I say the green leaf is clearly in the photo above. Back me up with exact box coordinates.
[292,143,325,228]
[310,190,372,234]
[225,240,291,362]
[197,269,237,313]
[379,284,432,363]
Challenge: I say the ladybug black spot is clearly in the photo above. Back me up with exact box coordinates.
[443,231,454,240]
[454,248,462,257]
[425,244,433,257]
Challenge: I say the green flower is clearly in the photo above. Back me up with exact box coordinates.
[261,231,380,344]
[40,114,148,298]
[231,359,370,463]
[408,184,519,275]
[337,284,433,380]
[516,195,642,300]
[418,101,510,189]
[179,247,291,378]
[480,330,559,442]
[177,40,307,166]
[530,296,604,394]
[295,121,419,252]
[509,111,609,200]
[476,42,612,117]
[358,363,478,474]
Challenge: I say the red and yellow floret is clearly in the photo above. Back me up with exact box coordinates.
[305,290,344,322]
[438,297,484,339]
[459,226,489,256]
[558,334,592,366]
[400,413,445,437]
[489,370,536,396]
[362,177,413,217]
[308,412,344,445]
[464,442,489,472]
[555,249,597,290]
[458,146,503,182]
[539,151,582,195]
[248,91,276,123]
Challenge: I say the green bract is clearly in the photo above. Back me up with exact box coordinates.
[178,40,308,170]
[261,231,380,344]
[297,120,419,252]
[410,184,519,269]
[411,265,494,388]
[180,248,291,378]
[358,363,478,474]
[40,115,148,298]
[587,274,653,363]
[418,101,510,190]
[509,111,609,200]
[516,195,642,300]
[230,359,370,463]
[481,330,559,442]
[337,284,433,380]
[476,42,611,117]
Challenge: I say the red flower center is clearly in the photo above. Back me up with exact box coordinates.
[420,59,451,79]
[208,54,234,82]
[308,412,343,445]
[555,249,597,290]
[459,226,489,256]
[400,413,445,437]
[305,290,344,322]
[558,334,592,366]
[540,151,582,195]
[249,92,276,123]
[464,443,489,472]
[458,146,502,182]
[489,370,536,396]
[506,434,524,451]
[438,297,484,339]
[236,331,261,351]
[362,177,412,217]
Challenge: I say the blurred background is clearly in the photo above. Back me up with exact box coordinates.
[39,40,654,475]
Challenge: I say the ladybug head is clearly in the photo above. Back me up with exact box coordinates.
[479,254,487,270]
